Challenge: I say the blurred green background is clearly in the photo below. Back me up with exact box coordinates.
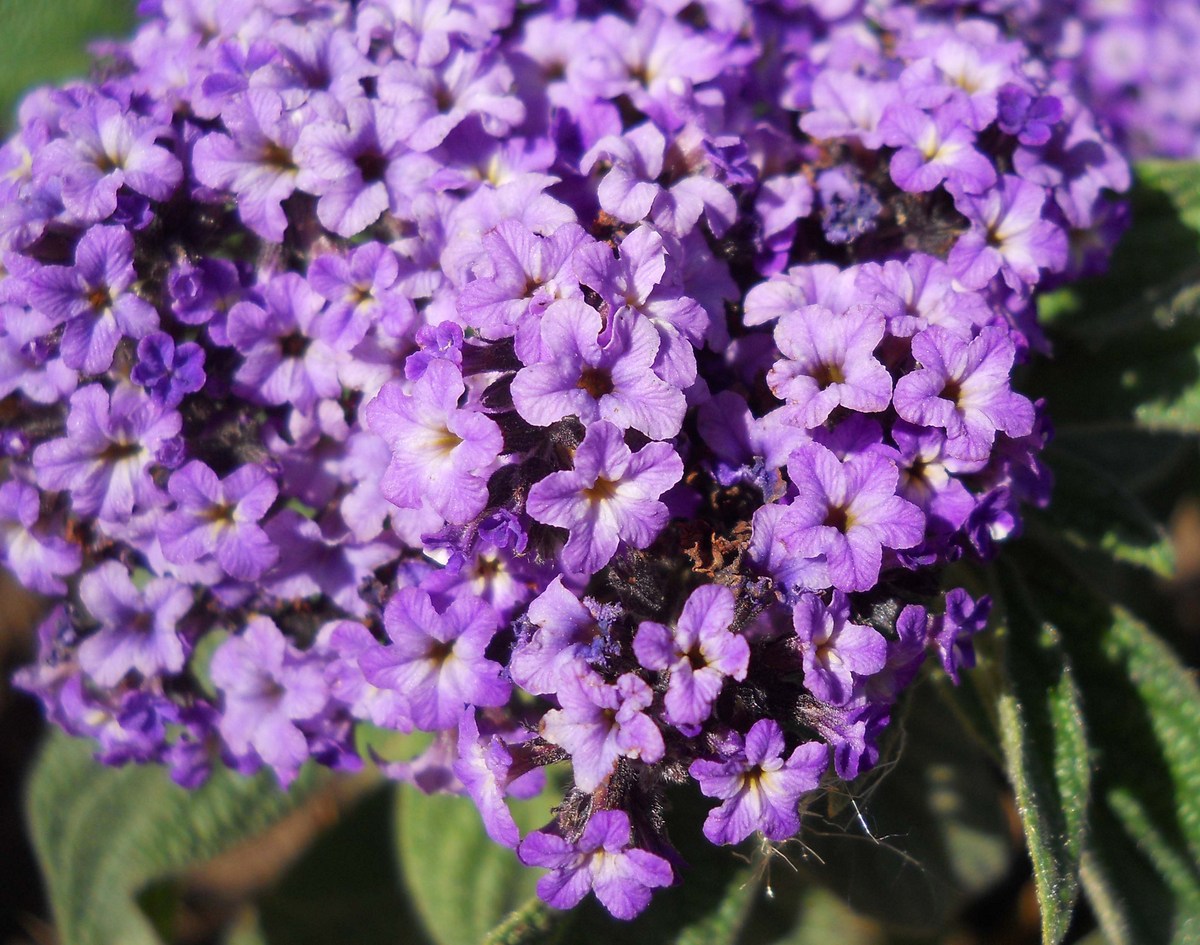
[0,0,134,128]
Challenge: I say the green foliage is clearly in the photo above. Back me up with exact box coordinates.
[796,681,1011,936]
[27,733,319,945]
[1000,158,1200,945]
[993,561,1090,945]
[394,781,554,945]
[0,0,135,127]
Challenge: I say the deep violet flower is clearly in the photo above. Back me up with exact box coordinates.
[158,460,279,581]
[791,591,887,705]
[767,442,926,593]
[32,383,180,523]
[0,0,1134,923]
[689,720,827,845]
[518,810,674,919]
[25,225,158,375]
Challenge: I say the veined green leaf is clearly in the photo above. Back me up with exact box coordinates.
[993,559,1091,945]
[27,733,319,945]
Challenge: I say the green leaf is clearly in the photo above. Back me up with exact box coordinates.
[797,681,1012,935]
[993,560,1091,944]
[0,0,136,127]
[1032,162,1200,435]
[1006,533,1200,945]
[26,733,319,945]
[255,784,429,945]
[394,784,553,945]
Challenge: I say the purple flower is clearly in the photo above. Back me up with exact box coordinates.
[689,720,826,845]
[192,89,302,242]
[379,48,525,150]
[800,73,897,148]
[359,588,510,732]
[633,584,750,730]
[767,303,892,429]
[32,383,180,522]
[158,460,279,581]
[307,243,415,351]
[518,810,673,920]
[878,102,996,195]
[76,561,191,686]
[931,588,991,683]
[210,616,330,786]
[574,225,708,389]
[509,576,613,696]
[582,123,736,237]
[322,620,412,731]
[226,272,341,414]
[294,98,414,237]
[0,480,80,594]
[791,592,887,705]
[131,331,206,408]
[511,303,685,440]
[366,359,503,526]
[454,710,544,849]
[540,667,664,792]
[997,85,1063,147]
[456,221,589,341]
[948,175,1067,290]
[771,442,925,593]
[526,420,683,576]
[26,225,159,374]
[34,97,181,223]
[893,326,1035,462]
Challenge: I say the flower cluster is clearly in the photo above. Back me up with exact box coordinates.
[2,0,1130,920]
[995,0,1200,160]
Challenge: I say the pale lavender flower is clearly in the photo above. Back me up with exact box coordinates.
[210,616,330,786]
[192,89,303,242]
[893,326,1035,462]
[359,588,510,732]
[366,359,503,526]
[76,560,191,686]
[948,175,1068,290]
[511,303,686,440]
[634,584,749,730]
[540,667,664,792]
[0,480,81,594]
[34,97,181,223]
[525,420,683,576]
[767,303,892,429]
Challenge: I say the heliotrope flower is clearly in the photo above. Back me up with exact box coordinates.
[633,584,750,729]
[525,420,683,576]
[0,0,1137,924]
[689,720,827,845]
[518,810,674,919]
